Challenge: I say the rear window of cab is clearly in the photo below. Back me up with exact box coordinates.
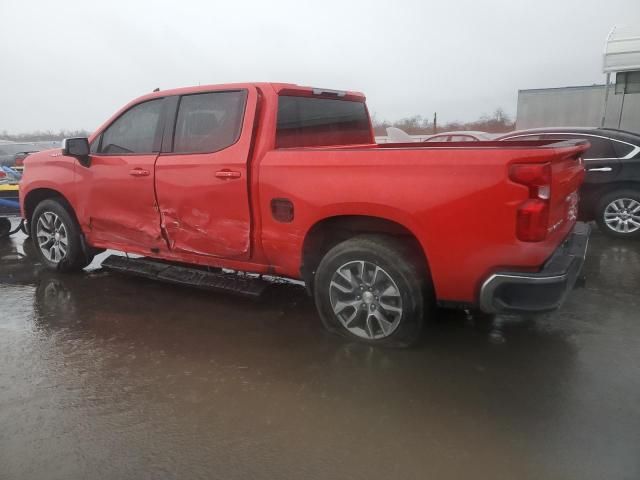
[276,96,372,148]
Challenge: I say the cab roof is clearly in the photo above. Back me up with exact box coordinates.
[134,82,366,103]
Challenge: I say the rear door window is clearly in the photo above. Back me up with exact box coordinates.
[450,135,477,142]
[276,96,372,148]
[544,134,616,159]
[173,90,247,154]
[425,135,450,142]
[580,137,616,159]
[611,140,636,158]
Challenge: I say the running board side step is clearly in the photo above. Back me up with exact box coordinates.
[101,255,270,298]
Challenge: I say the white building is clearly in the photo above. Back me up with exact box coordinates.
[516,26,640,134]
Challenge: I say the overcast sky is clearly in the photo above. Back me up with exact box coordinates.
[1,0,638,133]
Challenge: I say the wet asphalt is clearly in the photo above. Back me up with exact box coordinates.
[0,222,639,480]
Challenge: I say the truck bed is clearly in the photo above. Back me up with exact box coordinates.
[259,138,588,303]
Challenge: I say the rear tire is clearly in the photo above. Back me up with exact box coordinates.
[595,189,640,239]
[314,235,431,348]
[31,199,93,272]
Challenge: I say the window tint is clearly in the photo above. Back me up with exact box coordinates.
[99,99,163,154]
[90,135,101,154]
[276,96,372,148]
[450,135,477,142]
[544,134,616,159]
[425,135,450,142]
[612,140,635,158]
[173,91,247,154]
[584,137,616,158]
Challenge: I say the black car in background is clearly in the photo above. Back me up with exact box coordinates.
[498,128,640,239]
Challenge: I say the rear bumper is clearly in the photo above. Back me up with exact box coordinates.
[479,222,590,314]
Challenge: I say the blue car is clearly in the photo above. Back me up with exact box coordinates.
[0,166,22,215]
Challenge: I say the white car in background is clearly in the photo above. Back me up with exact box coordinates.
[423,131,495,142]
[380,128,497,144]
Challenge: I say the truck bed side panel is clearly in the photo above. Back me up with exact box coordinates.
[258,144,585,303]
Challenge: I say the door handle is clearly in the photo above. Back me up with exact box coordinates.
[129,168,150,177]
[587,167,613,172]
[215,169,241,179]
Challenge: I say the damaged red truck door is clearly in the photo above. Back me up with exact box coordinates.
[76,98,165,251]
[78,88,255,258]
[154,89,255,258]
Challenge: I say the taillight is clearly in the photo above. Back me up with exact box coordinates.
[0,170,6,179]
[510,162,551,242]
[514,200,550,242]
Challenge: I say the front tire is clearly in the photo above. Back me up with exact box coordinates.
[314,235,431,348]
[31,199,93,271]
[595,190,640,239]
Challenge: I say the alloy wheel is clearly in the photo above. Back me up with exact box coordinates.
[604,198,640,234]
[329,260,403,340]
[36,212,69,263]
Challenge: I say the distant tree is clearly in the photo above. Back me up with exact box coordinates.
[372,108,515,136]
[393,115,432,135]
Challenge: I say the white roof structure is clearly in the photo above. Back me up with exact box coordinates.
[385,127,416,143]
[603,26,640,73]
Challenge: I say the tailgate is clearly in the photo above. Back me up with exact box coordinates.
[548,141,589,239]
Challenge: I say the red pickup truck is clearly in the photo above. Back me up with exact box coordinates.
[20,82,589,346]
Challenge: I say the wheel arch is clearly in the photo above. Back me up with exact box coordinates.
[300,214,431,292]
[582,181,640,220]
[24,188,78,226]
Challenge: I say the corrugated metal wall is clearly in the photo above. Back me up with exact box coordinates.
[516,84,640,134]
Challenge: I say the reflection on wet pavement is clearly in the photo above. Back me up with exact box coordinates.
[1,227,639,480]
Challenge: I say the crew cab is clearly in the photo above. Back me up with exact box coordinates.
[20,83,589,347]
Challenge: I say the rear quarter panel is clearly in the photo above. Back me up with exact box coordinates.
[258,143,586,303]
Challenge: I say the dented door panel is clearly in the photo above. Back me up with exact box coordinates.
[154,88,257,259]
[77,153,165,251]
[156,179,252,257]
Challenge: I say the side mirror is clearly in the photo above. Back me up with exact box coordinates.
[61,137,91,167]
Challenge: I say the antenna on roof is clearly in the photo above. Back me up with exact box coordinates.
[153,87,160,92]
